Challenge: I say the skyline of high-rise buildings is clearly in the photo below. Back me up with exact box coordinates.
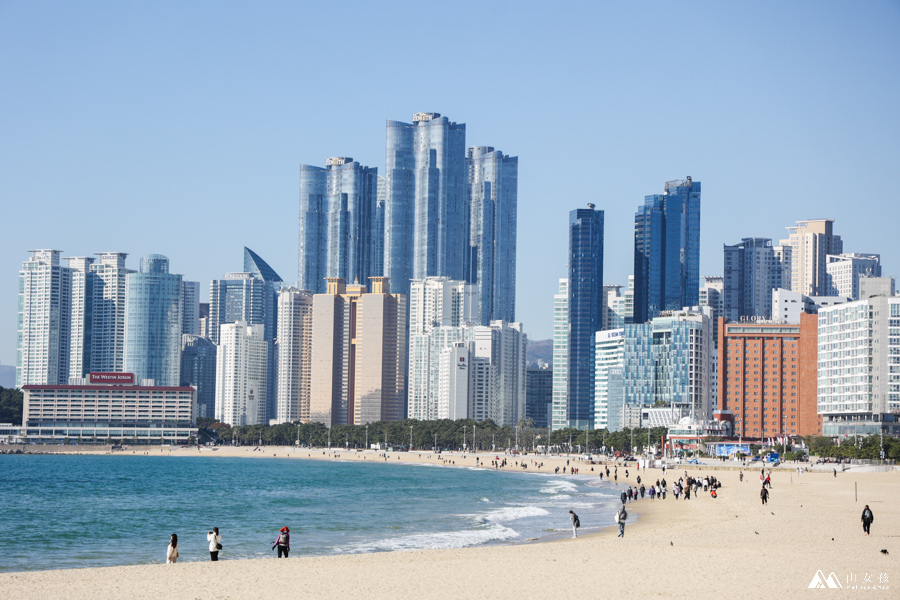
[10,110,898,443]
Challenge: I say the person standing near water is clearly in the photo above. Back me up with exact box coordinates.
[615,505,627,537]
[166,534,179,564]
[273,526,290,557]
[207,527,222,561]
[861,505,874,536]
[569,510,580,538]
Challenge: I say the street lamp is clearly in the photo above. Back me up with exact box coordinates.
[365,424,368,450]
[409,425,413,451]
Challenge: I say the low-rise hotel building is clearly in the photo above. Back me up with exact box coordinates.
[21,372,196,443]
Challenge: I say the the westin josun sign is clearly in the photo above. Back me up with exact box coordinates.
[88,372,135,384]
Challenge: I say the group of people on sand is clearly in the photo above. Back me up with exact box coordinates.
[165,526,292,564]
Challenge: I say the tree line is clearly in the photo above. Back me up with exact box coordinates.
[208,418,670,454]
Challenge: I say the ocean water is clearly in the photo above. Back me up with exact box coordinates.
[0,453,622,572]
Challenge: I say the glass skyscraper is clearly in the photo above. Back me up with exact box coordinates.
[565,205,604,430]
[466,146,518,324]
[622,311,712,422]
[384,113,467,298]
[124,254,183,386]
[181,334,217,418]
[244,246,283,283]
[632,177,701,323]
[298,158,378,293]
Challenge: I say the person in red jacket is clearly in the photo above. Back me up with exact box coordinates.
[273,526,290,558]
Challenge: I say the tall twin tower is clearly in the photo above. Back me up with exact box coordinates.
[298,112,518,324]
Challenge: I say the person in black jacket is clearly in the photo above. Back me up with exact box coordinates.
[569,510,580,538]
[760,486,769,505]
[861,505,874,536]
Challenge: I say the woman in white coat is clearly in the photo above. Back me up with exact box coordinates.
[166,534,179,564]
[207,527,222,561]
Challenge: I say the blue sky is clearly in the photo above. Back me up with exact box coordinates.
[2,1,899,364]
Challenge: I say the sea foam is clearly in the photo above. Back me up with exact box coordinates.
[343,523,519,553]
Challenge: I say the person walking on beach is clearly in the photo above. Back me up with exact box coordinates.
[620,490,627,505]
[273,526,290,558]
[207,527,222,561]
[615,505,627,537]
[569,510,580,538]
[760,486,769,505]
[861,505,874,536]
[166,534,179,564]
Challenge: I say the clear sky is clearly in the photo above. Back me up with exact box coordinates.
[2,1,899,365]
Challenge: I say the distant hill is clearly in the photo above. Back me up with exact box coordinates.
[526,339,552,367]
[0,365,14,388]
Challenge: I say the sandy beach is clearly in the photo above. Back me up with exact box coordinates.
[1,446,897,599]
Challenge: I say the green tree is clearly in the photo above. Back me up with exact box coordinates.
[0,386,24,425]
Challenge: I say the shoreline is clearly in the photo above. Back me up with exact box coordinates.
[2,450,897,599]
[2,466,896,599]
[2,445,646,560]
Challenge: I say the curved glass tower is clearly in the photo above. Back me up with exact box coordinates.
[467,146,518,324]
[384,113,466,298]
[298,158,377,293]
[124,254,183,386]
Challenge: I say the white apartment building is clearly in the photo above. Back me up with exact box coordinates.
[825,253,881,300]
[470,322,527,427]
[551,279,569,430]
[771,288,849,323]
[438,342,470,420]
[276,287,314,423]
[818,294,900,437]
[89,252,131,373]
[407,277,478,421]
[216,322,268,426]
[594,328,625,430]
[17,250,72,386]
[67,256,95,381]
[409,277,479,335]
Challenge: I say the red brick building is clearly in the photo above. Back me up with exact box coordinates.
[717,313,819,438]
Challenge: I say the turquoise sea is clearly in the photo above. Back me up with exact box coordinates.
[0,453,622,572]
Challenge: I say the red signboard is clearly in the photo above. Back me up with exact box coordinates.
[89,372,135,384]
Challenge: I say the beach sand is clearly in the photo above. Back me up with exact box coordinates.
[2,447,897,599]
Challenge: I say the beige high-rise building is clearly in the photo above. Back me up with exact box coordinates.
[276,287,314,423]
[310,277,406,426]
[780,219,842,297]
